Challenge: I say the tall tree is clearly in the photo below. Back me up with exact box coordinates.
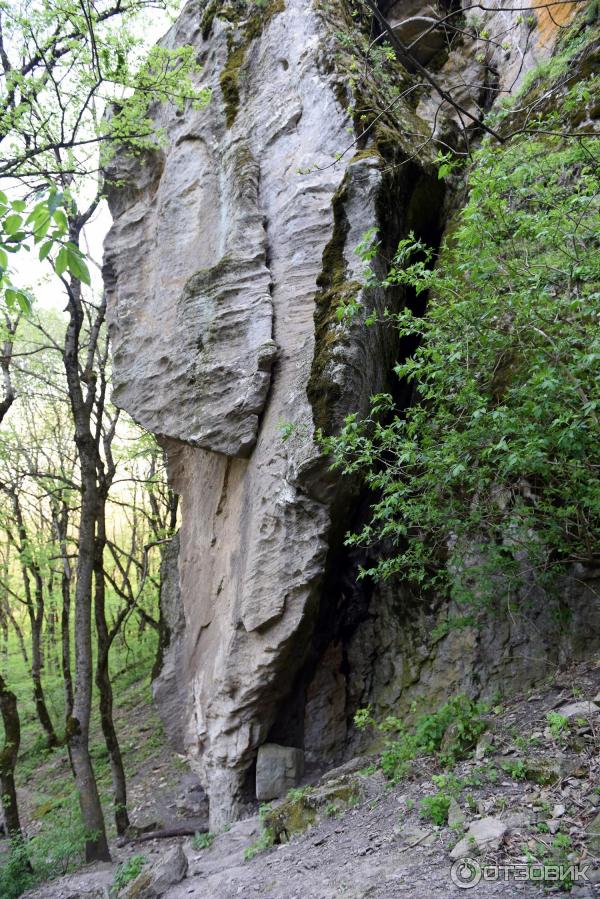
[0,0,208,859]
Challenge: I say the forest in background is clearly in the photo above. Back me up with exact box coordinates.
[0,302,180,896]
[0,0,203,891]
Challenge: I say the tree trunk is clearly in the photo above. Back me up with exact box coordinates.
[28,568,58,748]
[61,569,74,720]
[11,492,59,749]
[95,502,130,835]
[63,262,110,863]
[5,600,28,665]
[54,505,74,719]
[0,673,29,864]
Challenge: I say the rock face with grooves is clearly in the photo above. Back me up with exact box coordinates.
[104,0,433,828]
[104,0,598,830]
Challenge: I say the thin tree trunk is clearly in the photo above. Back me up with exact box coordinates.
[54,505,74,719]
[29,567,58,748]
[95,502,130,835]
[5,600,28,666]
[61,569,74,720]
[63,260,110,863]
[11,493,58,748]
[0,672,30,866]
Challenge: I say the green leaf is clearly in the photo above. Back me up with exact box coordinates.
[47,191,64,215]
[3,214,23,236]
[39,240,53,261]
[55,246,69,276]
[15,289,32,314]
[66,248,91,285]
[53,209,68,232]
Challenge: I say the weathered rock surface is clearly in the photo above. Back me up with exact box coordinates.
[555,701,600,721]
[450,816,507,859]
[104,0,439,828]
[104,0,600,833]
[255,743,304,801]
[118,845,187,898]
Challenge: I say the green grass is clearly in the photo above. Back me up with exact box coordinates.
[0,588,168,894]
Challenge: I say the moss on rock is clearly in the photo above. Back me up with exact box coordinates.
[262,775,362,843]
[306,0,439,434]
[214,0,285,128]
[306,176,363,433]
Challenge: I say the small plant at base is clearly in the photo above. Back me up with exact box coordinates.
[356,694,488,783]
[420,792,451,826]
[192,831,215,851]
[465,793,478,812]
[111,855,146,896]
[546,712,569,740]
[353,707,374,730]
[501,759,526,780]
[286,786,312,802]
[244,804,275,861]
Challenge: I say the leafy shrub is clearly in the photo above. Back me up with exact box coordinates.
[501,759,526,780]
[244,804,275,861]
[0,801,90,899]
[355,694,487,781]
[323,126,600,609]
[192,831,215,851]
[420,792,451,826]
[0,841,35,899]
[111,855,147,896]
[546,712,569,739]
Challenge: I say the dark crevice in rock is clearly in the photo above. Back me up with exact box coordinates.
[272,159,447,769]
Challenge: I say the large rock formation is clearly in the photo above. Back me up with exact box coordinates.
[104,0,434,827]
[104,0,599,828]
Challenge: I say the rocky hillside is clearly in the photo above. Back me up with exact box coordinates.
[25,659,600,898]
[103,0,600,843]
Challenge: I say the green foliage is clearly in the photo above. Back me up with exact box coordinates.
[286,785,313,802]
[501,759,526,780]
[546,712,569,739]
[0,798,92,897]
[323,128,600,608]
[111,855,147,895]
[0,188,91,315]
[105,44,210,158]
[355,694,487,782]
[0,0,210,305]
[419,791,451,826]
[244,803,275,860]
[0,841,34,899]
[192,831,215,851]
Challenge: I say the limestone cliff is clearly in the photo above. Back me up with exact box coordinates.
[104,0,599,828]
